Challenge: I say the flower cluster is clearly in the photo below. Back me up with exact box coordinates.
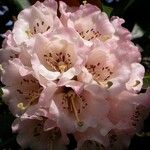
[0,0,150,149]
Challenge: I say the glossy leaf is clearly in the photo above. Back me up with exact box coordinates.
[143,74,150,89]
[102,3,113,17]
[7,0,30,10]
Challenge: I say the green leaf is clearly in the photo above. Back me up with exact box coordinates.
[143,75,150,89]
[7,0,30,10]
[102,4,113,17]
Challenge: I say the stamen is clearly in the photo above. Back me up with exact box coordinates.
[83,0,87,5]
[44,50,71,73]
[25,30,33,38]
[44,54,58,71]
[133,80,140,87]
[17,103,26,110]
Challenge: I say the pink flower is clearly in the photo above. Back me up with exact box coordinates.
[59,2,115,42]
[12,118,67,150]
[59,1,143,95]
[0,48,18,64]
[12,0,61,45]
[74,128,107,150]
[126,63,145,93]
[1,58,57,117]
[50,81,109,133]
[0,0,149,149]
[111,16,132,41]
[107,89,150,132]
[73,90,150,150]
[30,28,89,81]
[2,30,17,49]
[77,41,143,95]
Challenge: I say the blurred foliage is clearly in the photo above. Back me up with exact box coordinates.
[143,75,150,89]
[102,3,113,17]
[6,0,30,10]
[0,0,150,149]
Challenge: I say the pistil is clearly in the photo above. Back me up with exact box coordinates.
[67,91,84,127]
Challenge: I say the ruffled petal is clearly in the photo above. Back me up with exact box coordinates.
[126,63,145,93]
[12,118,67,150]
[60,2,115,42]
[13,0,61,45]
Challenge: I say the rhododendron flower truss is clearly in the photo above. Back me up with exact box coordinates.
[0,0,150,150]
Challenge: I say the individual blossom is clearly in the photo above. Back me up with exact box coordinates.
[106,89,150,133]
[12,0,61,46]
[30,28,89,81]
[80,41,120,89]
[75,128,107,150]
[75,127,132,150]
[12,117,67,150]
[59,1,115,43]
[104,89,150,149]
[50,80,109,134]
[1,58,56,117]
